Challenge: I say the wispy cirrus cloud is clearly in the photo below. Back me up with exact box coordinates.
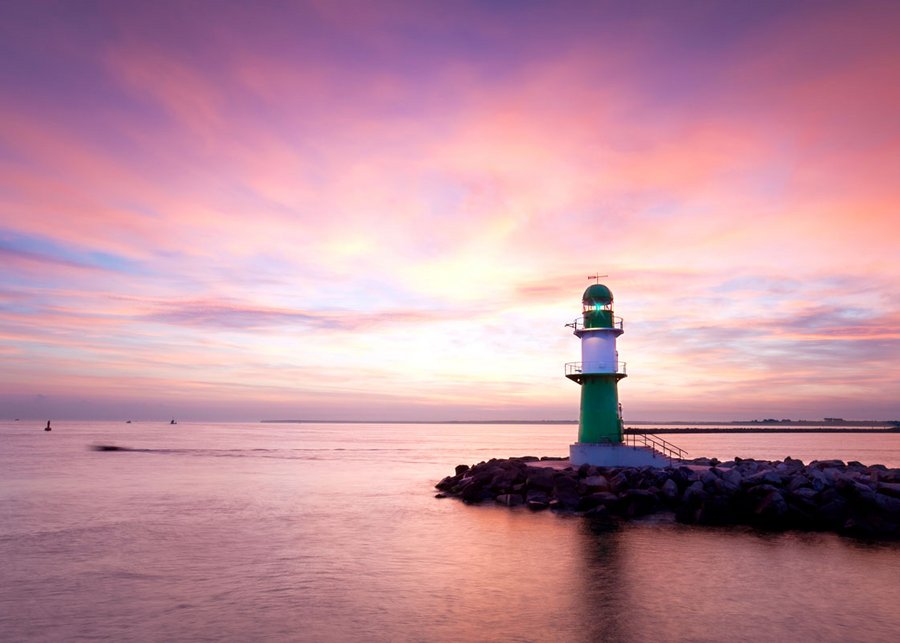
[138,298,483,331]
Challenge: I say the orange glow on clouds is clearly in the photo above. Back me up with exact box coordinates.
[1,1,899,421]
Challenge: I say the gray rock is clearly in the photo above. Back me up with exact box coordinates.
[701,470,720,486]
[526,490,549,504]
[736,460,761,475]
[722,468,742,488]
[787,474,810,492]
[460,482,493,504]
[554,487,582,510]
[762,470,786,486]
[746,483,780,498]
[621,489,659,517]
[609,471,630,492]
[876,482,900,499]
[811,459,846,469]
[790,487,818,502]
[754,490,789,528]
[582,491,620,509]
[873,492,900,516]
[697,494,736,525]
[495,494,524,507]
[818,497,849,528]
[580,475,610,492]
[682,480,705,503]
[661,478,679,500]
[808,469,830,491]
[526,470,556,491]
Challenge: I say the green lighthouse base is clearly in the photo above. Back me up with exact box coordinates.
[570,443,670,468]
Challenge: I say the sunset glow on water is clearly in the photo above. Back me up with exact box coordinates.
[2,421,899,641]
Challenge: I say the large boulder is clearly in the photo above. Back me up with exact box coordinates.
[526,469,557,492]
[553,484,583,511]
[682,480,706,503]
[660,478,679,501]
[873,492,900,516]
[876,482,900,499]
[753,490,789,529]
[495,493,524,507]
[609,471,630,492]
[721,468,743,491]
[579,475,611,494]
[577,463,598,478]
[621,489,660,517]
[697,494,738,525]
[580,491,620,511]
[525,490,550,510]
[818,496,849,529]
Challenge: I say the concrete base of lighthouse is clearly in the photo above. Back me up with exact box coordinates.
[570,443,671,468]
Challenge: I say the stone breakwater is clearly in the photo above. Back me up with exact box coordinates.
[435,456,900,539]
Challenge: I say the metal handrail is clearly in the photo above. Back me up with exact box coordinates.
[565,361,627,376]
[565,316,624,331]
[625,431,688,463]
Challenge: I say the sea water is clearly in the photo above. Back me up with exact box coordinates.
[1,421,899,642]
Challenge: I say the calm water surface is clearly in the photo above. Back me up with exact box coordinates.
[2,421,899,642]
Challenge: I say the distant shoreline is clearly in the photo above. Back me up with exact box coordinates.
[625,427,900,434]
[260,419,900,432]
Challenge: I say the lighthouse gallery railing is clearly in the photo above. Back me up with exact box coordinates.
[565,361,627,376]
[566,316,624,331]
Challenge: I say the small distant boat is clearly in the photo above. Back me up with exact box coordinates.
[170,419,177,425]
[44,420,52,432]
[126,420,132,424]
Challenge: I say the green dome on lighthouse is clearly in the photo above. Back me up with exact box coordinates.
[582,284,613,306]
[582,284,614,329]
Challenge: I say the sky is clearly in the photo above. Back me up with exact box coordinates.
[1,0,899,422]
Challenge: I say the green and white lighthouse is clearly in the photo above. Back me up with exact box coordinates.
[565,282,625,444]
[565,281,667,467]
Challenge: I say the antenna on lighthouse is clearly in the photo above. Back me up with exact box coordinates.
[587,273,608,283]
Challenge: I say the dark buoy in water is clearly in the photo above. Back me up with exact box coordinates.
[44,420,51,432]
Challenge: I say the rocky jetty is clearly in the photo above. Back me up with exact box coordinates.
[435,456,900,539]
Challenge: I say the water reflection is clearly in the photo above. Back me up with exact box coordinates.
[566,519,900,642]
[574,522,627,642]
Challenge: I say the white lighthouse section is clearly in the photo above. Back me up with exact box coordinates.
[580,329,619,373]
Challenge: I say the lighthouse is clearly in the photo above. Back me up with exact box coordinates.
[565,282,668,467]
